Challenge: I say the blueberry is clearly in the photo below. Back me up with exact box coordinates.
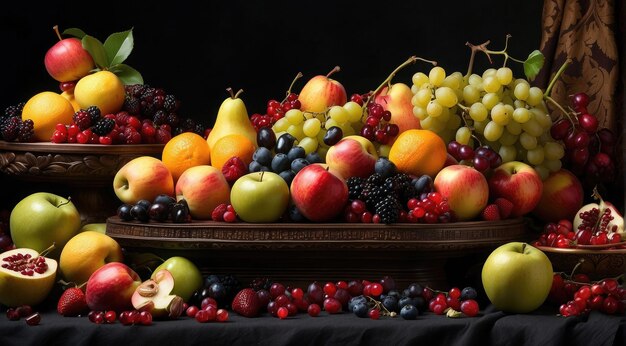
[305,151,323,164]
[288,205,307,222]
[287,146,306,161]
[412,175,433,194]
[253,147,273,166]
[400,304,419,320]
[136,199,152,210]
[290,158,309,173]
[352,302,369,318]
[271,153,291,172]
[279,169,296,185]
[204,274,220,287]
[249,160,264,172]
[461,286,478,301]
[348,295,368,312]
[382,295,399,312]
[209,282,226,300]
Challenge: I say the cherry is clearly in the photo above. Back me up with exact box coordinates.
[277,307,289,319]
[577,113,599,134]
[460,299,479,317]
[307,303,321,317]
[571,92,590,111]
[550,118,572,140]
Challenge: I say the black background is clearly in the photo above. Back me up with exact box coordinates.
[0,1,544,127]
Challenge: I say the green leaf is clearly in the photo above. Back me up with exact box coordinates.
[104,29,134,66]
[82,35,109,69]
[523,50,545,81]
[62,28,87,39]
[110,64,144,85]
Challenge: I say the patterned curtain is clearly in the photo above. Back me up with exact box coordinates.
[535,0,624,207]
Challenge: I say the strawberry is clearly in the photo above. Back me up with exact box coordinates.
[494,197,514,219]
[222,156,248,185]
[481,204,501,221]
[231,288,261,318]
[57,287,88,317]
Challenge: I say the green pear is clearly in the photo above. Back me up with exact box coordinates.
[207,88,257,152]
[152,256,203,303]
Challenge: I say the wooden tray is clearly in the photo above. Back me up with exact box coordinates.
[107,217,531,289]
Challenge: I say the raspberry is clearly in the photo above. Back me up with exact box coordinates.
[494,198,514,219]
[212,203,229,221]
[73,110,92,130]
[481,204,501,221]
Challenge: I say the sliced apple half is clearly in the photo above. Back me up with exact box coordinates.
[131,269,184,319]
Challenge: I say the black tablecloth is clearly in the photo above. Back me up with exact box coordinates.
[1,305,625,346]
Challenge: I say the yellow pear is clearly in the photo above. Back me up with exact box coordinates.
[207,88,257,152]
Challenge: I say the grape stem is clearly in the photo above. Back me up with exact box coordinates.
[545,59,572,97]
[465,35,525,77]
[365,295,395,317]
[281,72,304,103]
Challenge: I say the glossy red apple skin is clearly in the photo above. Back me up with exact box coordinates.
[488,161,543,217]
[44,37,94,82]
[85,262,142,313]
[532,168,584,223]
[290,164,349,222]
[325,136,378,179]
[434,164,489,221]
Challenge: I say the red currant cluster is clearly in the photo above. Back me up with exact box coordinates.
[424,286,480,317]
[250,93,302,132]
[51,111,174,145]
[87,310,120,324]
[211,203,238,222]
[5,305,40,326]
[184,298,230,323]
[548,272,625,317]
[550,92,618,184]
[446,142,503,173]
[359,96,400,145]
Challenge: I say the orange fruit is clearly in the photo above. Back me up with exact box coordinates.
[210,134,256,170]
[21,91,75,141]
[388,129,447,177]
[162,132,212,182]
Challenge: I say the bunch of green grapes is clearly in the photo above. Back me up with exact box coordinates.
[411,65,565,179]
[271,101,364,159]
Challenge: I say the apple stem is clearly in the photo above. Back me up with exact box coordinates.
[326,66,341,78]
[57,279,87,290]
[53,25,63,41]
[521,242,527,254]
[282,72,304,103]
[56,197,72,208]
[39,243,56,258]
[259,170,265,182]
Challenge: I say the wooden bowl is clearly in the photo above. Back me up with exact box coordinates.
[0,141,164,223]
[537,246,626,280]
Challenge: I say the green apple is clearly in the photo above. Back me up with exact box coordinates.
[79,223,106,234]
[481,242,553,313]
[10,192,81,259]
[230,171,290,223]
[152,256,203,303]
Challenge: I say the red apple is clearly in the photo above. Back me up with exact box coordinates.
[433,164,489,221]
[175,165,231,219]
[113,156,175,205]
[290,164,349,222]
[44,26,94,82]
[532,168,584,223]
[85,262,142,313]
[374,82,421,143]
[325,135,378,179]
[297,66,347,113]
[488,161,543,217]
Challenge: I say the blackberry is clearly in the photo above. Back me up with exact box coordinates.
[164,94,179,112]
[125,84,147,97]
[123,97,141,115]
[1,117,21,141]
[92,118,115,136]
[153,94,165,110]
[218,274,241,307]
[141,102,156,117]
[361,183,388,211]
[181,118,197,132]
[347,177,365,200]
[140,86,156,103]
[194,123,206,136]
[86,106,101,122]
[73,110,92,130]
[4,102,25,118]
[375,195,402,224]
[250,277,272,291]
[366,173,384,186]
[386,173,416,203]
[18,119,34,142]
[166,112,180,127]
[153,110,168,125]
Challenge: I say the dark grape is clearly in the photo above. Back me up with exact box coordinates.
[148,202,169,222]
[130,204,149,222]
[257,126,277,149]
[275,133,296,154]
[117,204,133,221]
[323,126,343,146]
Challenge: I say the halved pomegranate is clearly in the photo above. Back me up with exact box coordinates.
[0,247,57,307]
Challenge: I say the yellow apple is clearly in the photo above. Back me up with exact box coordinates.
[175,165,230,219]
[113,156,175,205]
